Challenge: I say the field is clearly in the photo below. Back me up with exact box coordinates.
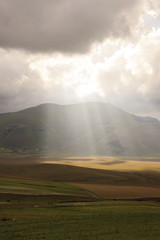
[0,176,91,198]
[0,162,160,187]
[0,195,160,240]
[0,154,160,172]
[42,156,160,172]
[0,156,160,239]
[69,183,160,199]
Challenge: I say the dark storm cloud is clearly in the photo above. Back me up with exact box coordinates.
[0,0,138,53]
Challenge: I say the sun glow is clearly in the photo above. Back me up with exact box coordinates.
[76,83,103,97]
[29,51,106,99]
[26,29,160,113]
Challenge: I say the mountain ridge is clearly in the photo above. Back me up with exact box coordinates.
[0,102,160,156]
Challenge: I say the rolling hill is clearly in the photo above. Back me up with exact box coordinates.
[0,102,160,156]
[0,163,160,187]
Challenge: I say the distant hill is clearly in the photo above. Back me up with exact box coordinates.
[0,102,160,156]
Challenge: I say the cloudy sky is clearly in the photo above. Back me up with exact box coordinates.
[0,0,160,118]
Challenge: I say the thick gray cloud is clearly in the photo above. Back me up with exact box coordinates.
[0,0,139,53]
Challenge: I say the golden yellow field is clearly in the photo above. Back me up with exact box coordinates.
[42,156,160,172]
[0,154,160,172]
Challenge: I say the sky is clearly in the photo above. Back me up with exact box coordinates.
[0,0,160,118]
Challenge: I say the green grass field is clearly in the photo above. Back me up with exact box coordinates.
[0,176,160,239]
[0,198,160,240]
[0,176,91,197]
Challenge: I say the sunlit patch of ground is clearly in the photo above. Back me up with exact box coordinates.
[42,156,160,172]
[0,154,160,172]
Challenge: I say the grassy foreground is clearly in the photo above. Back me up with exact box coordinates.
[0,198,160,240]
[0,176,160,240]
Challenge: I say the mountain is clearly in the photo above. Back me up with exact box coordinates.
[0,102,160,156]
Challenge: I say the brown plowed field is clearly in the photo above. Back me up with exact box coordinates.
[69,183,160,199]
